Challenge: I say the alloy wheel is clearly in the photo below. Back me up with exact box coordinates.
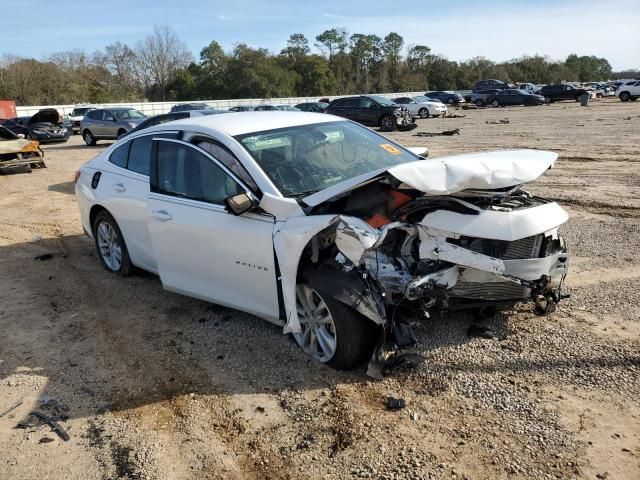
[293,285,337,363]
[96,221,122,271]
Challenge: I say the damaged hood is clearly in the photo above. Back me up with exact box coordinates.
[303,149,557,207]
[29,108,60,125]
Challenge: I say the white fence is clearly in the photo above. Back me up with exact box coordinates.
[14,92,430,117]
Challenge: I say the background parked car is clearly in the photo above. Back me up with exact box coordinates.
[425,91,465,105]
[120,109,230,138]
[228,105,255,112]
[295,102,329,113]
[470,89,501,107]
[473,79,511,92]
[253,105,281,111]
[326,95,415,131]
[392,96,447,118]
[275,104,300,111]
[517,83,538,94]
[81,108,147,145]
[617,80,640,101]
[538,84,588,103]
[1,109,69,143]
[169,103,209,112]
[491,89,545,107]
[66,106,97,134]
[413,95,443,104]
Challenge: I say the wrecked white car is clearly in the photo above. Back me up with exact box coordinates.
[75,112,569,376]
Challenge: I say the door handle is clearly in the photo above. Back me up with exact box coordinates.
[151,209,172,221]
[112,183,126,192]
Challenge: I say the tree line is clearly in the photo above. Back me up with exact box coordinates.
[0,25,629,106]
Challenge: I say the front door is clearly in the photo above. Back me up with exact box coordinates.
[147,138,280,321]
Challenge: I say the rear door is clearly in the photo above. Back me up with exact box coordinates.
[146,138,279,320]
[357,97,378,124]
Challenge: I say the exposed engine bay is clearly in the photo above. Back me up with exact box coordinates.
[268,150,570,377]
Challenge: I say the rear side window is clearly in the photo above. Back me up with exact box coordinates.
[109,142,129,168]
[128,136,153,175]
[154,141,243,204]
[86,110,100,120]
[336,98,358,108]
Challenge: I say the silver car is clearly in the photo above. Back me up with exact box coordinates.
[81,108,147,145]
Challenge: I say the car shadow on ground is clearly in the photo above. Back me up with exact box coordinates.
[48,181,75,195]
[0,233,551,423]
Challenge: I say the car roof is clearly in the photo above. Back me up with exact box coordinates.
[149,111,344,136]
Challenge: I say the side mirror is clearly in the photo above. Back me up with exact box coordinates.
[224,192,255,216]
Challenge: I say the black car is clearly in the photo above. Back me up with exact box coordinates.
[295,102,329,113]
[228,105,255,112]
[472,79,512,92]
[1,109,69,143]
[326,95,415,131]
[120,109,229,138]
[491,89,545,107]
[169,103,209,113]
[424,91,465,105]
[538,84,588,103]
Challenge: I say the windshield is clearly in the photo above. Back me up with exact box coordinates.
[236,121,418,197]
[71,108,92,116]
[113,109,146,120]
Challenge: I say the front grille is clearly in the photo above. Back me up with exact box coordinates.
[458,234,543,260]
[450,281,527,300]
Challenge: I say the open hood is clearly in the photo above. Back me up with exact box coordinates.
[303,149,557,207]
[29,108,60,125]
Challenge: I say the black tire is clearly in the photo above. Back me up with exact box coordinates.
[447,98,454,105]
[83,130,96,146]
[474,99,484,107]
[92,210,133,276]
[418,107,429,119]
[544,96,552,104]
[324,295,374,370]
[491,99,500,108]
[117,129,127,138]
[379,114,397,132]
[619,92,630,102]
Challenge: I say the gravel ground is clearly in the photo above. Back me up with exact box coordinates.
[1,98,639,479]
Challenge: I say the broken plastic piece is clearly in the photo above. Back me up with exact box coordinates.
[386,397,407,410]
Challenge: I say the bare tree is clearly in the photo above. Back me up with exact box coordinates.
[134,25,192,100]
[104,41,138,90]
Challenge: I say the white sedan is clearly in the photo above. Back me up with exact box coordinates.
[392,96,447,118]
[75,112,569,376]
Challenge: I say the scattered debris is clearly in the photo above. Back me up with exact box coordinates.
[468,324,497,339]
[39,437,54,444]
[15,396,70,442]
[0,400,23,418]
[413,128,460,137]
[255,406,265,413]
[444,112,466,118]
[385,397,407,410]
[34,253,54,261]
[486,118,510,124]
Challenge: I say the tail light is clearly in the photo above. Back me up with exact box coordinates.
[74,170,81,184]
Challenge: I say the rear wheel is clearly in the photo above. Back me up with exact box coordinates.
[83,130,96,146]
[474,99,484,107]
[418,107,429,119]
[293,284,373,370]
[379,114,397,132]
[491,99,500,108]
[92,211,132,276]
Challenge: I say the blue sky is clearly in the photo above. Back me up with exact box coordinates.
[2,0,639,70]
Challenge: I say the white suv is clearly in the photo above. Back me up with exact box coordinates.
[67,106,97,134]
[617,80,640,102]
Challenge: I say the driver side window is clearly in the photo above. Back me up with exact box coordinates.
[153,141,243,205]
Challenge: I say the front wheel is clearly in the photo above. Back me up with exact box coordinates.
[379,114,397,132]
[620,92,631,102]
[418,107,429,119]
[93,211,133,276]
[293,284,373,370]
[491,99,500,108]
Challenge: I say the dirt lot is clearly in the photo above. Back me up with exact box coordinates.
[1,98,639,480]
